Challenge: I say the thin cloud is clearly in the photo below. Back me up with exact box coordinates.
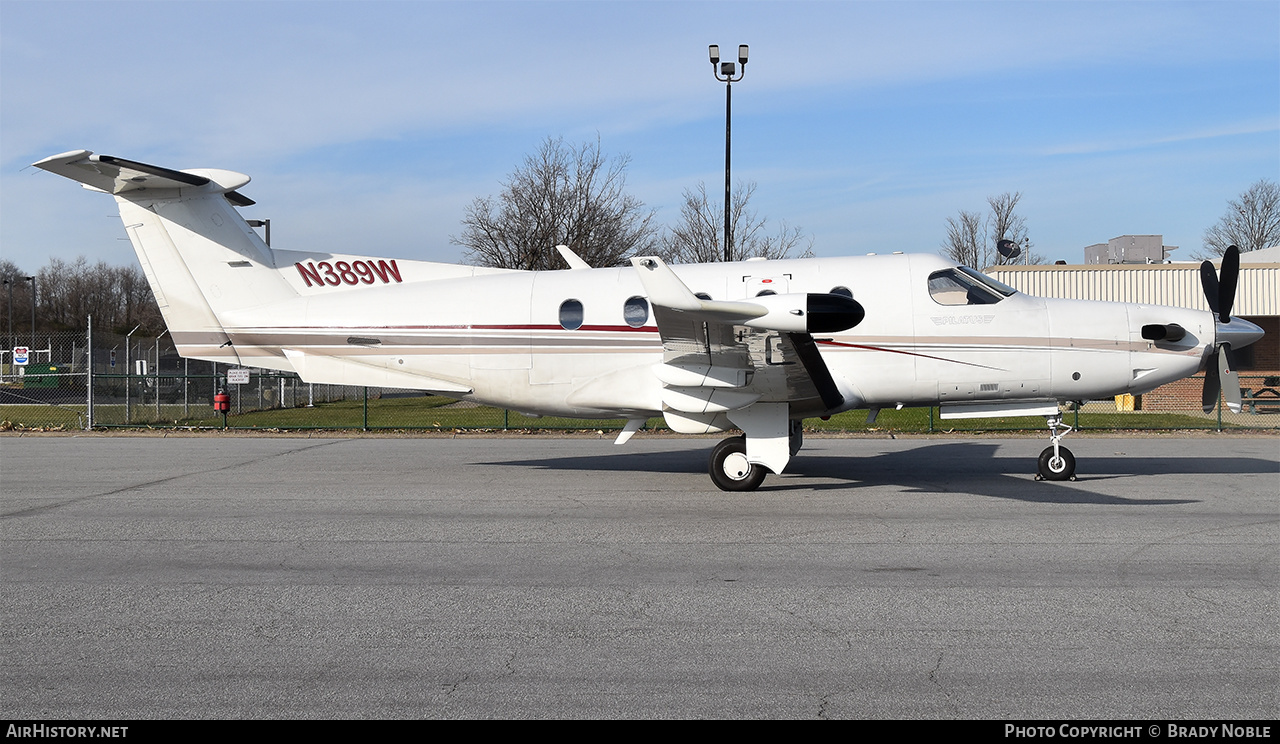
[1042,119,1280,156]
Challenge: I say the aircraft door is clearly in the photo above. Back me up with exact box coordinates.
[911,256,1051,405]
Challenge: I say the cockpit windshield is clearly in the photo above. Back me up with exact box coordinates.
[928,266,1017,306]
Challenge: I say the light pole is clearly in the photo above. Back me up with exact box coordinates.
[246,219,271,247]
[25,276,35,349]
[3,278,10,381]
[709,43,748,262]
[4,278,12,348]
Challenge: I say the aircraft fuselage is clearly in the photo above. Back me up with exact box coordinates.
[214,252,1211,421]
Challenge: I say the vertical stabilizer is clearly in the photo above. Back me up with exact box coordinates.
[34,151,299,365]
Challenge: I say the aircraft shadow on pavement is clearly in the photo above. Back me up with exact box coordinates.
[486,441,1276,505]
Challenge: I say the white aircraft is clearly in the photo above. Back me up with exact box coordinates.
[34,150,1265,490]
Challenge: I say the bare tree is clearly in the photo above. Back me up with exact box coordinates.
[986,192,1035,265]
[942,191,1042,267]
[657,181,813,263]
[115,264,161,332]
[942,210,985,268]
[454,136,659,270]
[1,259,34,345]
[1198,179,1280,258]
[2,256,163,336]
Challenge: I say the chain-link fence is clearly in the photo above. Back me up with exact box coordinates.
[3,329,1277,432]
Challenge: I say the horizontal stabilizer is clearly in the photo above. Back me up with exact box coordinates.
[34,150,204,193]
[33,150,253,203]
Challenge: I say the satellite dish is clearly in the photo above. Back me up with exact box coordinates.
[997,239,1021,259]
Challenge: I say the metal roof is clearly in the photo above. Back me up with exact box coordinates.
[986,262,1278,316]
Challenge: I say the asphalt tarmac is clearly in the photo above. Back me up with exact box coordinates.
[2,434,1276,719]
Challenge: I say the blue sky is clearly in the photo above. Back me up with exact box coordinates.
[2,0,1277,271]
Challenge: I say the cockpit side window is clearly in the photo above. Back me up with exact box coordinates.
[956,266,1017,297]
[928,268,1009,306]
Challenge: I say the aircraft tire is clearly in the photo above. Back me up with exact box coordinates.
[1037,446,1076,481]
[709,436,766,492]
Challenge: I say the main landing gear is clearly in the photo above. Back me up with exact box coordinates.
[1036,413,1076,481]
[709,435,766,491]
[707,405,794,492]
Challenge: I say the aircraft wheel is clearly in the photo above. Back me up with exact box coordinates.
[1037,446,1076,481]
[709,436,766,492]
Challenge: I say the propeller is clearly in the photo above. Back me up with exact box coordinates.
[1200,245,1242,413]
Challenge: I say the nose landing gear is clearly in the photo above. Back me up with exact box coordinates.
[1036,414,1076,481]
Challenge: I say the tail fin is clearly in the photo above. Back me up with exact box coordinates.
[34,150,299,365]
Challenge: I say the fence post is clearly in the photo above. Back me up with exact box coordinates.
[86,316,93,429]
[154,339,161,422]
[362,386,369,431]
[124,338,130,424]
[928,406,934,433]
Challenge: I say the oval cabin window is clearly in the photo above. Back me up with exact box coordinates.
[559,299,584,330]
[623,296,649,328]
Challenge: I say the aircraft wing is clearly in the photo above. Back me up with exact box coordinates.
[630,257,847,430]
[775,332,845,411]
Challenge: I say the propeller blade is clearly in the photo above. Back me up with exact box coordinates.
[1218,245,1240,323]
[1220,345,1242,413]
[1202,350,1221,414]
[1200,260,1220,316]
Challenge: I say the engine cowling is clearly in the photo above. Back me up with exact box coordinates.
[741,293,865,334]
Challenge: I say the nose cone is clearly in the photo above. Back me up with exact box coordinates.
[1217,316,1265,349]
